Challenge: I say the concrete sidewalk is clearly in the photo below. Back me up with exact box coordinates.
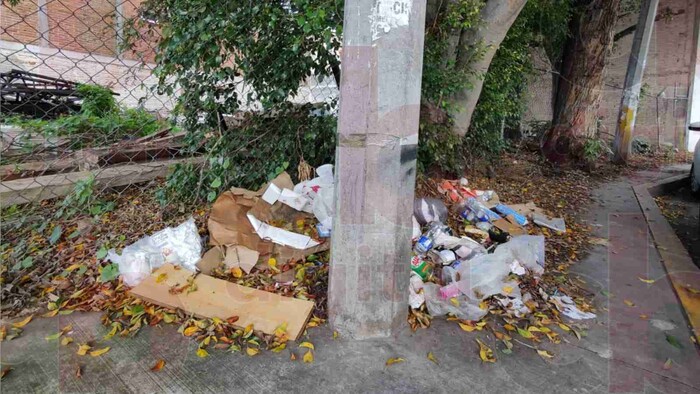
[1,168,699,393]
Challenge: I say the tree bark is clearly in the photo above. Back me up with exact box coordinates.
[449,0,528,137]
[543,0,621,165]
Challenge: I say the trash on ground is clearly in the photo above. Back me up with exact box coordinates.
[550,295,596,320]
[409,175,593,330]
[532,213,567,233]
[107,218,202,286]
[414,197,448,225]
[129,263,314,340]
[206,171,329,272]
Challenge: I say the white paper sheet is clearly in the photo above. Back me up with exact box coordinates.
[247,213,320,250]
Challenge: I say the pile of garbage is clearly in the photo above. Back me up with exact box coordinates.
[104,167,595,337]
[408,178,595,324]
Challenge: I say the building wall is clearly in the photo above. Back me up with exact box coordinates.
[522,0,698,151]
[1,0,168,114]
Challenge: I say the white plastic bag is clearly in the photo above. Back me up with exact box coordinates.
[294,164,335,233]
[106,218,202,286]
[423,283,488,321]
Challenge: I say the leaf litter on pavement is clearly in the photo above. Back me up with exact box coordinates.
[0,151,687,368]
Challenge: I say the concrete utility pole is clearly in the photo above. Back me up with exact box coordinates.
[613,0,659,162]
[328,0,427,339]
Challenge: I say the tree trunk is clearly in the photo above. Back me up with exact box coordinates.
[543,0,621,164]
[449,0,528,137]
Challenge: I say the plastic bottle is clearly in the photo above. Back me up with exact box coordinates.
[414,222,449,254]
[458,197,501,223]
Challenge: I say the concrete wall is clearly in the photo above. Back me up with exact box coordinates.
[522,0,698,151]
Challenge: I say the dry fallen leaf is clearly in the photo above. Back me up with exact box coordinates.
[427,352,439,365]
[196,348,209,358]
[61,337,73,346]
[90,347,111,357]
[151,359,166,372]
[290,353,297,361]
[458,322,476,332]
[476,338,496,363]
[385,357,404,366]
[226,316,239,325]
[12,315,32,329]
[517,327,534,339]
[183,326,199,337]
[75,366,82,379]
[156,273,168,283]
[299,341,315,350]
[303,350,314,363]
[449,298,460,307]
[231,267,243,278]
[77,344,91,356]
[537,349,554,359]
[246,347,259,356]
[663,358,672,370]
[1,366,11,380]
[624,300,635,307]
[638,277,655,284]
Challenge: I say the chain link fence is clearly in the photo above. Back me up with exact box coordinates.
[0,0,338,315]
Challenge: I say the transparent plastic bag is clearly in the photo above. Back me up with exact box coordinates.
[107,218,202,286]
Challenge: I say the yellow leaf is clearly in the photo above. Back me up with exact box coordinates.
[479,300,489,310]
[65,264,81,272]
[385,357,404,366]
[503,324,516,331]
[12,315,32,328]
[458,322,476,332]
[528,326,542,333]
[196,348,209,358]
[104,324,119,340]
[638,277,655,284]
[243,324,254,338]
[90,347,111,357]
[537,349,554,359]
[156,273,168,283]
[624,300,635,307]
[183,326,199,337]
[449,298,460,307]
[274,322,288,337]
[61,337,73,346]
[502,286,513,295]
[303,350,314,363]
[231,267,243,278]
[271,343,286,353]
[333,331,339,340]
[246,347,259,356]
[427,352,438,365]
[475,338,496,363]
[557,323,570,332]
[268,258,277,269]
[42,310,59,318]
[639,314,648,320]
[299,341,315,350]
[77,344,91,356]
